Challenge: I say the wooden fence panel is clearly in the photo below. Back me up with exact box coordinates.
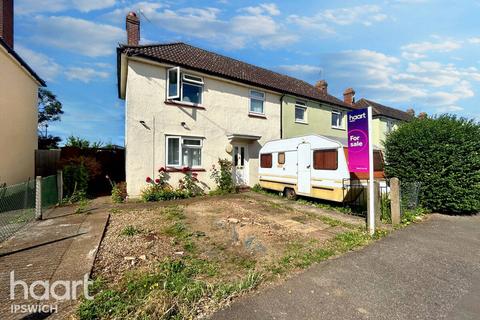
[35,149,61,177]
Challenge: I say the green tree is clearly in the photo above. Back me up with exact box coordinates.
[384,114,480,213]
[38,88,64,149]
[65,136,91,149]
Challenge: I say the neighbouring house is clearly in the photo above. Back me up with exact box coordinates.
[281,80,354,140]
[0,0,45,185]
[117,12,354,196]
[342,89,413,148]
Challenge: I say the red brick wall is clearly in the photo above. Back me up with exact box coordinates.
[126,13,139,46]
[0,0,14,48]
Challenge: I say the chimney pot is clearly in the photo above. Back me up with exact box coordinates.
[406,108,415,117]
[343,88,355,106]
[126,11,140,46]
[315,80,328,94]
[0,0,14,49]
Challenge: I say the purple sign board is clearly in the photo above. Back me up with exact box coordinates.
[347,108,370,173]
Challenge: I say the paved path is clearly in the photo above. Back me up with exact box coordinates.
[0,209,109,319]
[212,214,480,320]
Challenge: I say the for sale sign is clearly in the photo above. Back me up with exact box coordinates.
[347,108,371,172]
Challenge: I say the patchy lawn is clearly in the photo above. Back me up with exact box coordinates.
[77,192,386,319]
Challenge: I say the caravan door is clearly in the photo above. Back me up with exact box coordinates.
[297,143,311,194]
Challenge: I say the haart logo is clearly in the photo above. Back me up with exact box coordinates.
[349,113,366,123]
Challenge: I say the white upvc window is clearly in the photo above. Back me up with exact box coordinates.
[249,90,265,114]
[295,100,307,123]
[167,67,204,105]
[331,110,344,129]
[166,136,203,168]
[386,120,395,133]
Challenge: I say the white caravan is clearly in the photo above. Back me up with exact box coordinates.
[258,135,384,202]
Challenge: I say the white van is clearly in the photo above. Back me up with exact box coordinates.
[258,135,385,202]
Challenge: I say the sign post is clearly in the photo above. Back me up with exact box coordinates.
[347,107,375,235]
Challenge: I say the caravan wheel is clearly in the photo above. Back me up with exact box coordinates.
[283,188,297,200]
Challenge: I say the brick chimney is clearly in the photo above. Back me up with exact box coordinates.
[126,11,140,46]
[315,80,328,95]
[406,108,415,117]
[343,88,355,106]
[0,0,14,48]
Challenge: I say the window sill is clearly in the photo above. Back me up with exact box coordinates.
[248,112,267,119]
[165,167,206,173]
[295,120,308,125]
[165,100,205,109]
[331,126,346,131]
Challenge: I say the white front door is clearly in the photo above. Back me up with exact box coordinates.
[297,143,311,194]
[233,144,249,185]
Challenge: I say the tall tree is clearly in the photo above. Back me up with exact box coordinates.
[38,88,63,149]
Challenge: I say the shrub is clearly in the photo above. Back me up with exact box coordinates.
[210,159,235,193]
[384,115,480,213]
[178,171,204,197]
[62,156,101,197]
[111,182,127,203]
[141,185,190,202]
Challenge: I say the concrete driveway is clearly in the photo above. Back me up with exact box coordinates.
[211,214,480,320]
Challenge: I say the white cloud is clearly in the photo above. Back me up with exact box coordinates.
[326,49,480,111]
[65,67,110,83]
[468,37,480,44]
[241,3,280,16]
[288,5,387,33]
[401,40,462,60]
[104,3,296,50]
[16,0,116,14]
[278,64,323,74]
[15,44,61,82]
[437,105,464,112]
[30,16,124,57]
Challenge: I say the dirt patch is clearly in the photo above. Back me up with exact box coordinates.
[85,192,373,319]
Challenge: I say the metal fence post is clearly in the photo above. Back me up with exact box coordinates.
[390,177,401,225]
[57,170,63,203]
[35,176,42,220]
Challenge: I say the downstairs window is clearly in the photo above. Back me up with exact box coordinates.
[166,136,203,168]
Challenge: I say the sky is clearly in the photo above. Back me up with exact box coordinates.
[13,0,480,146]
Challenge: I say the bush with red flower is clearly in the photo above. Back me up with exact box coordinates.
[141,166,203,201]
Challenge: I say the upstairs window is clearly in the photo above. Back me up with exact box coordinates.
[250,90,265,114]
[313,149,338,170]
[260,153,272,168]
[167,67,204,105]
[386,120,394,133]
[331,110,344,129]
[373,150,384,171]
[166,136,203,168]
[295,101,307,123]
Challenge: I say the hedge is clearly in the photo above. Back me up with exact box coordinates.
[384,114,480,213]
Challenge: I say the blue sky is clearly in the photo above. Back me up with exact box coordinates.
[14,0,480,145]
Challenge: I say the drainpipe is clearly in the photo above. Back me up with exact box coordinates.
[280,94,285,139]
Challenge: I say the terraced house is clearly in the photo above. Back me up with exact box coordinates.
[117,12,358,196]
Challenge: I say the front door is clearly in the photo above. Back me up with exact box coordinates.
[297,143,311,194]
[232,144,248,186]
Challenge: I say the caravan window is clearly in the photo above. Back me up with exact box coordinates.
[374,150,384,171]
[278,152,285,165]
[260,153,272,168]
[313,149,338,170]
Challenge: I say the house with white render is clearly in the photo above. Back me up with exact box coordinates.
[117,12,353,196]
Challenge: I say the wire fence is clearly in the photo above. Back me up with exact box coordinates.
[343,178,422,220]
[0,174,61,243]
[0,180,36,242]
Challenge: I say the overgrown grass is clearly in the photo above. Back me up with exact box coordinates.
[401,207,428,225]
[120,225,142,236]
[162,206,196,253]
[77,259,262,320]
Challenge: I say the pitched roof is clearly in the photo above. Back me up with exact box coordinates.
[117,42,351,108]
[355,98,412,121]
[0,38,46,86]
